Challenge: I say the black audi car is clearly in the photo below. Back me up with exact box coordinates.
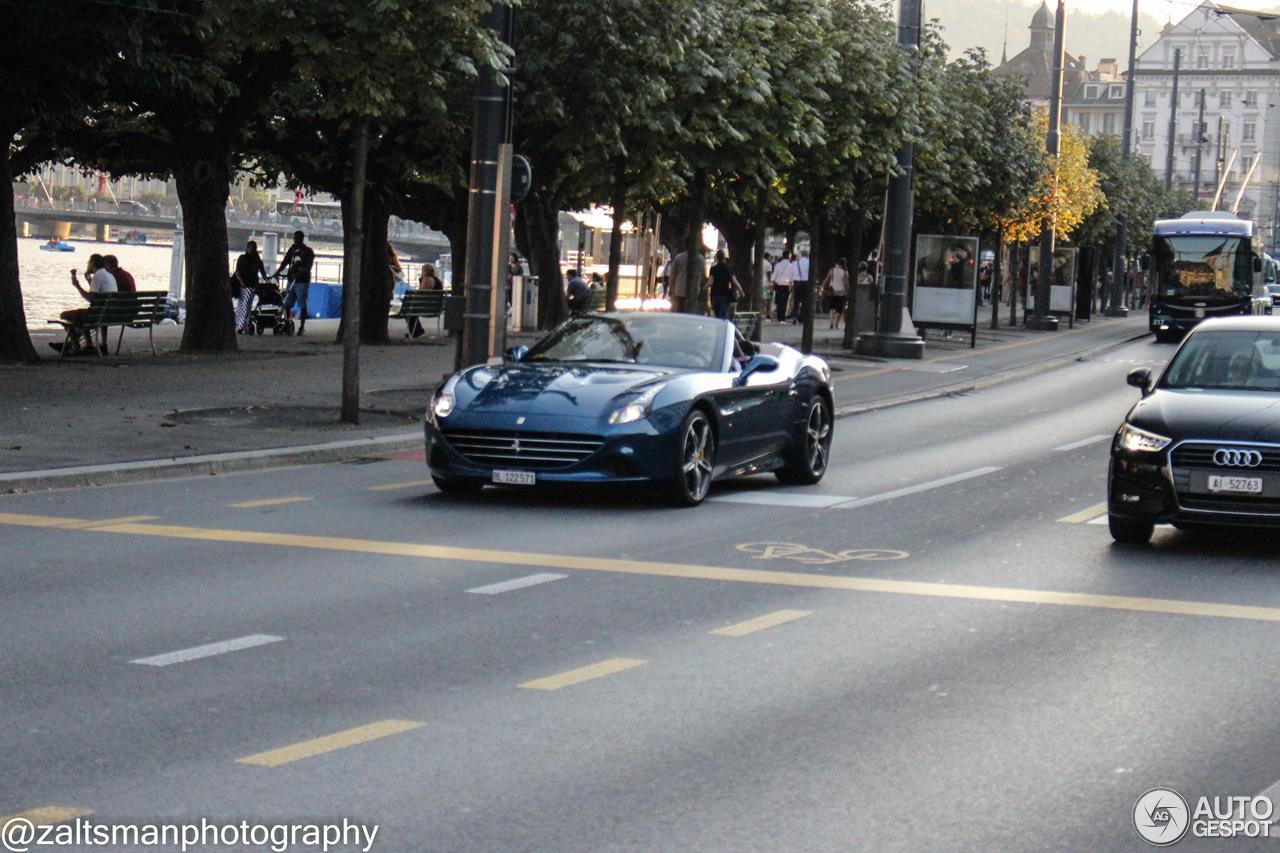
[1108,316,1280,543]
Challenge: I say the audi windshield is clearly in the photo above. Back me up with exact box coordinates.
[1161,329,1280,391]
[1151,235,1253,300]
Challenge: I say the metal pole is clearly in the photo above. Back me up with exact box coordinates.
[1165,49,1180,191]
[459,2,513,370]
[1192,89,1205,200]
[1029,0,1067,331]
[1107,0,1139,317]
[854,0,925,358]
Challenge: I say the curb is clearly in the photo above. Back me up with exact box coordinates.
[0,432,422,494]
[833,329,1151,420]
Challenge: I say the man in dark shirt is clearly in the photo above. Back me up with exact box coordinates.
[708,250,741,319]
[103,255,136,293]
[566,269,590,313]
[276,230,316,334]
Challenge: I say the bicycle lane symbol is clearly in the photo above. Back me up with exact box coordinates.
[735,542,909,565]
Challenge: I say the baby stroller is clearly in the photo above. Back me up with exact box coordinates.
[248,276,295,336]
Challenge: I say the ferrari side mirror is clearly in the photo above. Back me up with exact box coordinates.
[734,354,779,386]
[505,345,529,362]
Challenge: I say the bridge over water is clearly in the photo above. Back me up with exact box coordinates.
[15,202,451,257]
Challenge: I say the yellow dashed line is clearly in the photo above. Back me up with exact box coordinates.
[711,609,813,636]
[367,480,435,492]
[227,496,312,509]
[519,658,649,690]
[236,720,424,767]
[1059,502,1109,524]
[59,515,160,530]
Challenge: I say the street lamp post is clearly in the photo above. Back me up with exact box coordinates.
[1028,0,1066,332]
[1107,0,1139,317]
[855,0,925,359]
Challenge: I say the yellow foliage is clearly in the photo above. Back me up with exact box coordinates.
[998,110,1103,243]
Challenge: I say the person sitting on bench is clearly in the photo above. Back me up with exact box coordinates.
[51,254,117,355]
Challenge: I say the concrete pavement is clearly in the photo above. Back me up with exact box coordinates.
[4,335,1280,850]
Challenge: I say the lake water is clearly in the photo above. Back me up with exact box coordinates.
[16,237,433,329]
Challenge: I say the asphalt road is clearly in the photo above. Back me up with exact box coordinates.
[4,335,1278,852]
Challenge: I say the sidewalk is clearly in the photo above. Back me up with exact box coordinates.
[0,310,1149,488]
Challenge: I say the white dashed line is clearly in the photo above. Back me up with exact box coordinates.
[130,634,283,667]
[833,467,1003,509]
[466,573,567,595]
[1054,435,1112,452]
[710,492,857,508]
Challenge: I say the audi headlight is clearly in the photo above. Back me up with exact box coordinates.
[431,375,460,421]
[1117,423,1171,453]
[609,384,664,425]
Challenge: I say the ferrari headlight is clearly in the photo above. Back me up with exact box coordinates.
[431,375,460,421]
[609,384,664,425]
[1117,423,1171,453]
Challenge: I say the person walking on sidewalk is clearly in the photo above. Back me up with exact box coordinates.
[823,258,848,329]
[792,251,811,323]
[708,250,743,320]
[276,230,315,335]
[232,240,267,333]
[761,253,774,319]
[770,250,795,323]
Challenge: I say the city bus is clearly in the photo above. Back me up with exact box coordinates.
[1146,211,1269,343]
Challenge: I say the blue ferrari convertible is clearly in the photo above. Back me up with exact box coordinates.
[425,312,835,506]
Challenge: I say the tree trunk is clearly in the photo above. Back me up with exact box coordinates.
[605,158,626,309]
[802,202,821,354]
[520,190,566,329]
[342,121,369,424]
[174,147,237,353]
[0,150,38,363]
[683,173,706,315]
[990,230,1003,330]
[1009,242,1022,326]
[723,219,754,307]
[358,188,392,345]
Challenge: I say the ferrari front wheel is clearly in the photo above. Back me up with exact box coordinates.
[777,395,832,485]
[668,409,715,507]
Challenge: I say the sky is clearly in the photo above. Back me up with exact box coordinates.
[1069,0,1272,13]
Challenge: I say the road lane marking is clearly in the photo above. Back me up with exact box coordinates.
[1087,514,1110,525]
[833,467,1002,509]
[1054,435,1112,452]
[519,658,648,690]
[0,806,92,827]
[60,515,160,529]
[367,479,435,492]
[711,609,812,636]
[130,634,284,667]
[710,492,856,508]
[1059,502,1110,524]
[736,542,909,564]
[467,573,566,595]
[7,512,1280,623]
[236,720,424,767]
[228,496,312,509]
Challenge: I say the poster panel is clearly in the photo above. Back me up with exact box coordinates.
[912,235,979,326]
[1028,246,1078,315]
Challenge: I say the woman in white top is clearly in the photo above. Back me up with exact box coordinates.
[822,258,849,329]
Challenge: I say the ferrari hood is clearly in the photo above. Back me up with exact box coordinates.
[452,362,673,419]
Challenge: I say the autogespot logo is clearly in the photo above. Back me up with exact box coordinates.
[1213,448,1263,468]
[1135,788,1191,846]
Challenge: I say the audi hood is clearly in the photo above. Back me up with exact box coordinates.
[1129,389,1280,443]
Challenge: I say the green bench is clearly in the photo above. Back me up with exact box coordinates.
[731,311,761,340]
[49,290,169,357]
[392,289,447,334]
[587,289,608,312]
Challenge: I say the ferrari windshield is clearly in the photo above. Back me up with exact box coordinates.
[525,315,725,370]
[1161,330,1280,391]
[1151,235,1253,299]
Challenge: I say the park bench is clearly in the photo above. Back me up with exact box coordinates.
[392,289,447,334]
[48,290,169,357]
[587,289,609,312]
[731,311,761,340]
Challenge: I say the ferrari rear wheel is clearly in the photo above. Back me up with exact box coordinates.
[432,474,485,495]
[777,395,832,485]
[669,410,715,506]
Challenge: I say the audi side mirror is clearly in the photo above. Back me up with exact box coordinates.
[734,354,779,387]
[1127,367,1153,396]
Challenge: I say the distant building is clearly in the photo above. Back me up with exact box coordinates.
[1133,2,1280,240]
[994,2,1125,139]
